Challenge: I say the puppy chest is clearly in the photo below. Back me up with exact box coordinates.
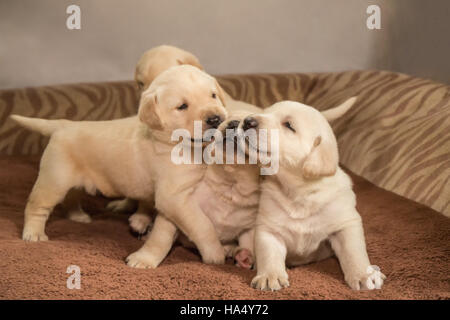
[283,221,329,258]
[194,182,255,241]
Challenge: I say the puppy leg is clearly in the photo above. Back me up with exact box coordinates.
[106,198,138,213]
[251,228,289,291]
[23,175,72,241]
[164,202,225,265]
[23,140,77,241]
[156,189,225,265]
[329,219,386,290]
[126,214,178,268]
[64,189,91,224]
[128,201,153,235]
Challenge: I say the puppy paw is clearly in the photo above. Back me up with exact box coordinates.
[128,213,152,235]
[234,248,253,269]
[346,265,386,290]
[106,199,136,213]
[251,272,289,291]
[201,247,226,265]
[126,250,159,269]
[22,230,48,242]
[68,209,92,224]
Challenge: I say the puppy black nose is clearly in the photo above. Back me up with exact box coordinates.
[243,117,258,131]
[226,120,240,130]
[206,115,223,128]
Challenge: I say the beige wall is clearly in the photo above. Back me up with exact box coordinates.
[0,0,448,89]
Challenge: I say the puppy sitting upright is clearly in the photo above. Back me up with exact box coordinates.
[240,100,386,290]
[12,65,228,265]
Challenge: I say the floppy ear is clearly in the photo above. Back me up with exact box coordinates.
[302,135,339,179]
[214,79,227,107]
[138,91,163,130]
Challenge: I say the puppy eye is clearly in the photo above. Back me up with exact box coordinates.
[177,103,188,111]
[212,93,217,99]
[283,121,296,132]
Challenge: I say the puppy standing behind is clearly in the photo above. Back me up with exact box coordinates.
[11,65,229,265]
[239,100,386,290]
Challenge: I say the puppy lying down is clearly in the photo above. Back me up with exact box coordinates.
[12,65,230,265]
[238,101,386,290]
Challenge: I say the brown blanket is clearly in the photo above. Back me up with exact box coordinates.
[0,156,448,299]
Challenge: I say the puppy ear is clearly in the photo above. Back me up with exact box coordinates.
[302,135,338,179]
[138,91,163,130]
[214,79,227,107]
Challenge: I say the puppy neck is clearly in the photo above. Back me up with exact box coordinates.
[147,128,174,145]
[264,165,323,197]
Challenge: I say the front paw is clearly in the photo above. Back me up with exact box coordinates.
[346,265,386,290]
[251,271,289,291]
[128,213,152,235]
[106,199,136,213]
[126,250,159,269]
[201,246,225,265]
[22,229,48,242]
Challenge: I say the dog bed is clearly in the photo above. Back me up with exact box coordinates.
[0,71,448,299]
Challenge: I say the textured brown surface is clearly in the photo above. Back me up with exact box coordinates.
[1,71,449,215]
[0,156,448,300]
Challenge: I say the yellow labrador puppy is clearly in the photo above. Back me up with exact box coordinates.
[11,65,229,265]
[238,99,386,290]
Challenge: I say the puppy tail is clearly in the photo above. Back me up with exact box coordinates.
[10,115,69,136]
[322,96,357,122]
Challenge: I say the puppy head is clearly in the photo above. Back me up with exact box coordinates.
[138,65,227,141]
[135,45,204,91]
[241,101,339,179]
